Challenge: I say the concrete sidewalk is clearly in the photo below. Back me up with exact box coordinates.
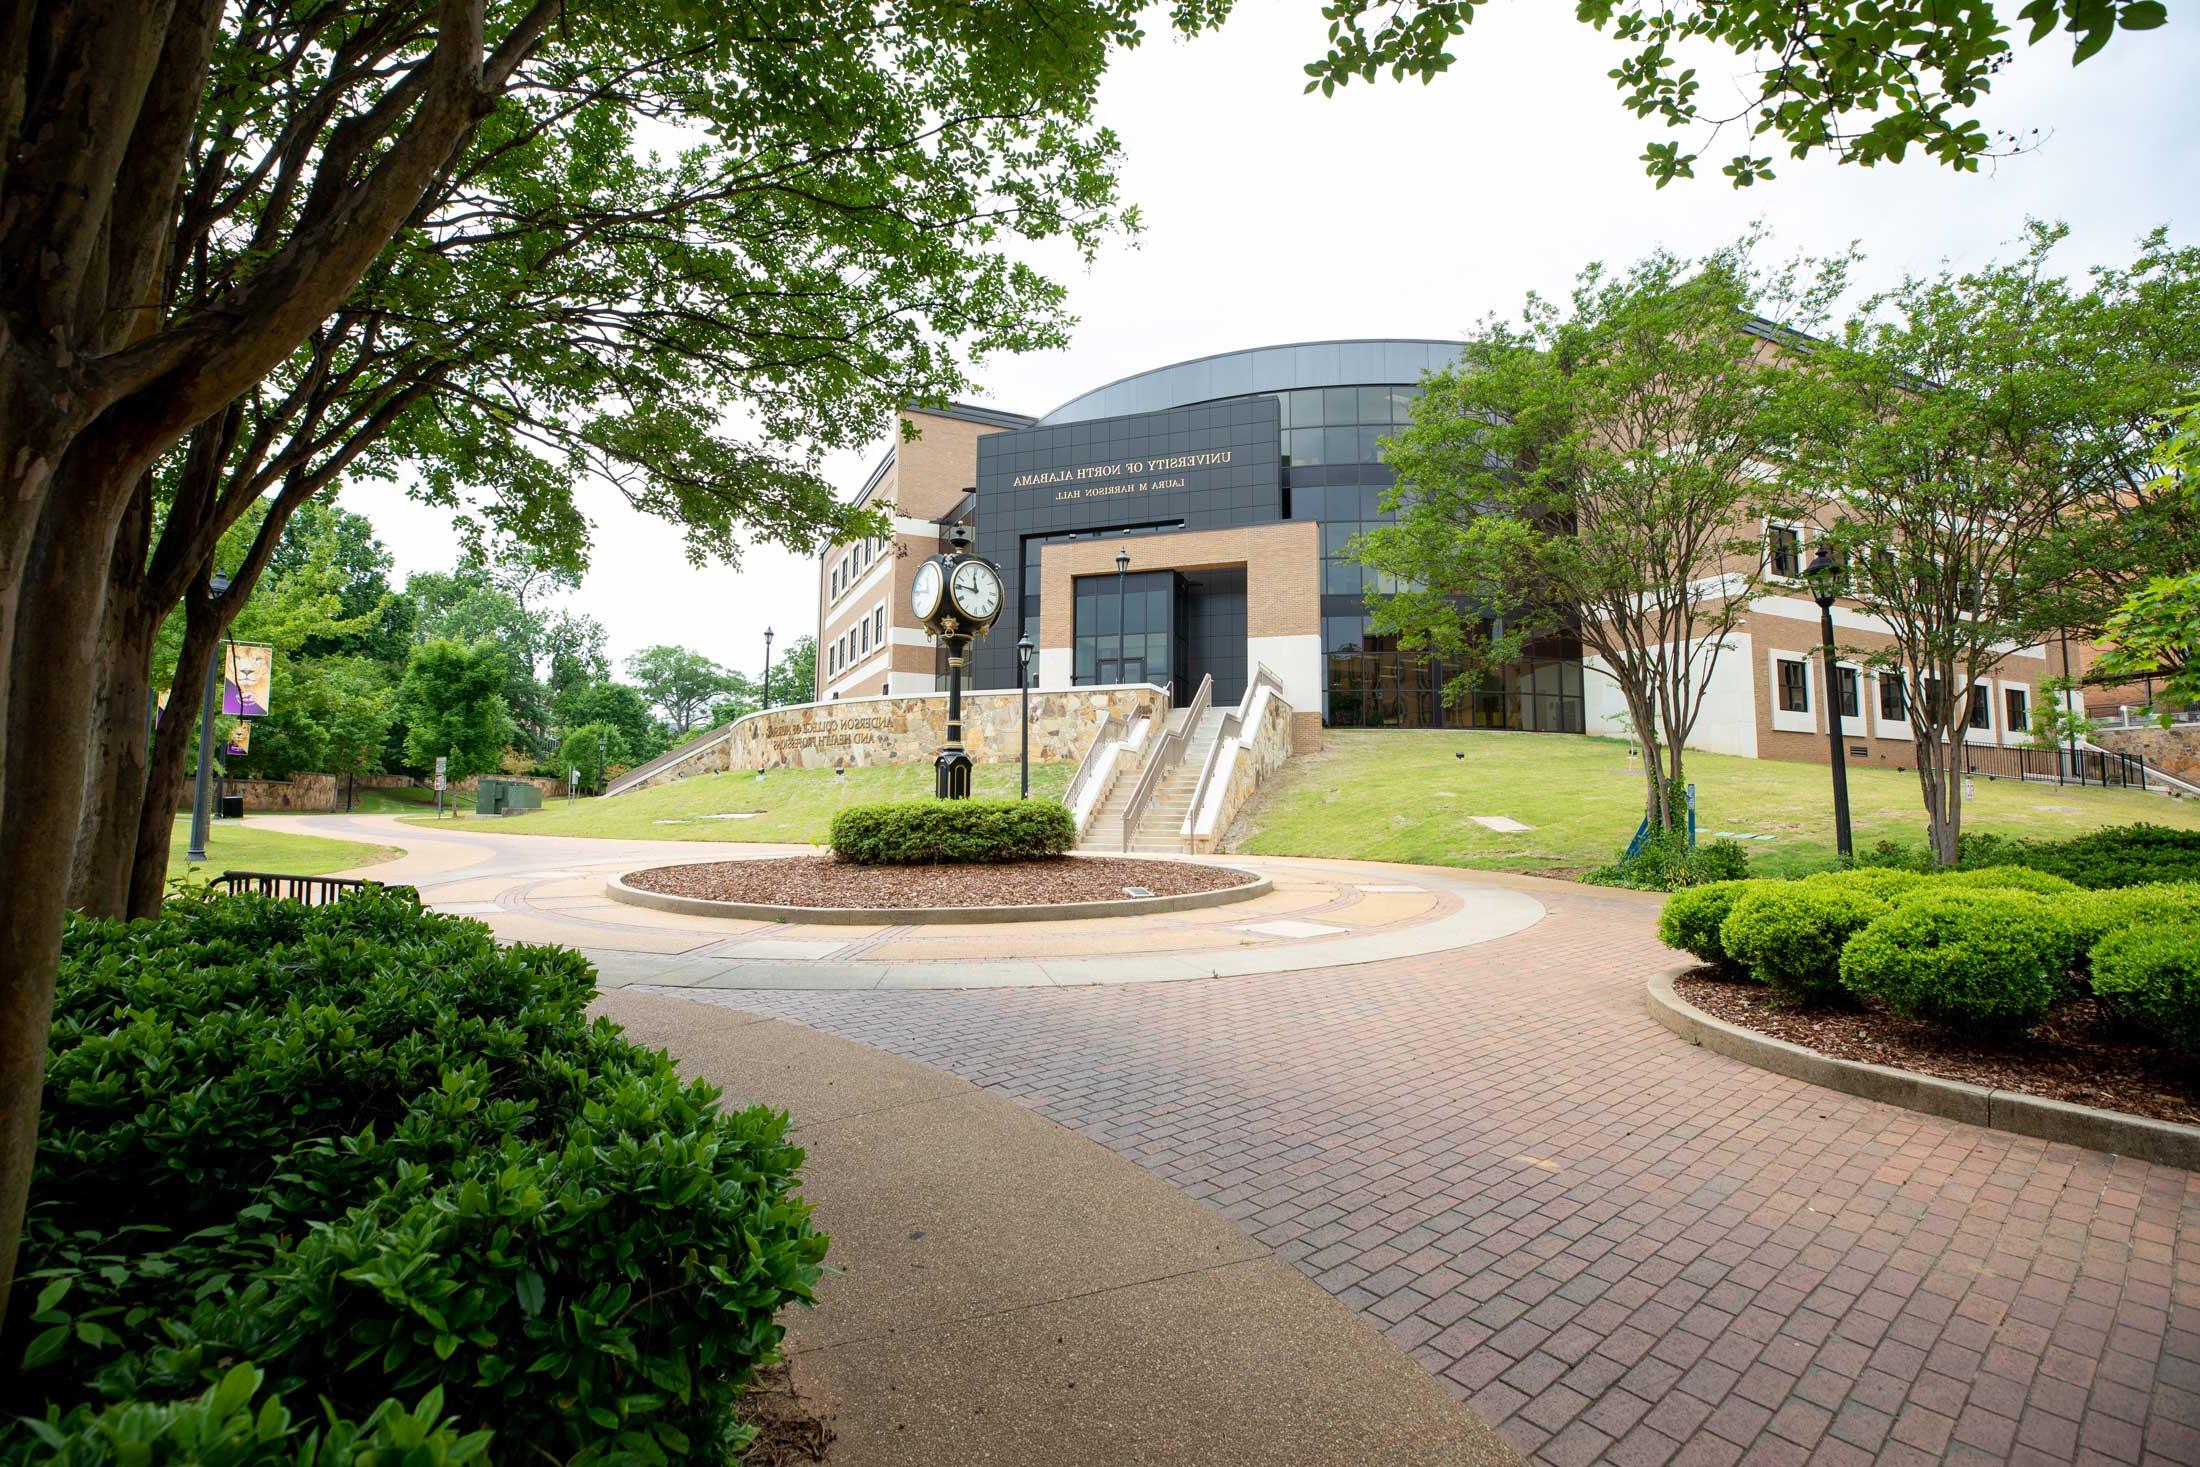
[595,990,1516,1466]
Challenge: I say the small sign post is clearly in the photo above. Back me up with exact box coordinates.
[568,766,580,803]
[434,755,448,819]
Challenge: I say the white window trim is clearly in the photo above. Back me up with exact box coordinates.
[1832,659,1868,738]
[1872,670,1914,741]
[1963,678,1997,745]
[1768,649,1815,734]
[1996,678,2034,746]
[1762,517,1809,588]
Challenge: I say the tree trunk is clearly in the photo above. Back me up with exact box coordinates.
[129,610,227,919]
[0,446,132,1336]
[67,576,154,918]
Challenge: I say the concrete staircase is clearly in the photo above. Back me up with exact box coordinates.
[1079,707,1229,853]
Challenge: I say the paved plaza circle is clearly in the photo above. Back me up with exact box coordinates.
[287,812,1547,990]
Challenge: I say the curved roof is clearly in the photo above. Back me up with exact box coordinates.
[1037,338,1468,426]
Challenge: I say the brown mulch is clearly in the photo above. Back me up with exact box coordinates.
[626,853,1255,909]
[737,1363,833,1464]
[1676,972,2200,1127]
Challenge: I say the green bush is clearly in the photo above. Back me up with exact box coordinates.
[1959,823,2200,889]
[829,797,1075,864]
[1803,867,1929,901]
[2,890,826,1464]
[2089,924,2200,1052]
[2066,882,2200,956]
[1719,883,1889,1004]
[1583,828,1749,891]
[1934,864,2079,896]
[1839,890,2073,1034]
[1656,880,1761,969]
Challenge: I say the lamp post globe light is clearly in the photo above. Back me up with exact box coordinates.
[186,572,232,864]
[910,525,1004,798]
[1016,632,1035,800]
[1803,544,1855,859]
[762,625,774,711]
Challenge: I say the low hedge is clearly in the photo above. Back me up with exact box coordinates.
[1957,824,2200,889]
[1838,889,2072,1034]
[1656,880,1754,969]
[2,889,826,1464]
[829,798,1075,864]
[1583,827,1748,892]
[2090,924,2200,1052]
[2067,882,2200,957]
[1934,865,2079,896]
[1801,867,1929,901]
[1720,883,1890,1004]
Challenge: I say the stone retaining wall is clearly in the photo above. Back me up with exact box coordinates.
[2093,722,2200,782]
[615,683,1171,794]
[181,774,339,812]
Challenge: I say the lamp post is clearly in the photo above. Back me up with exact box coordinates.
[186,572,231,864]
[761,625,774,711]
[1803,545,1854,859]
[1017,632,1034,800]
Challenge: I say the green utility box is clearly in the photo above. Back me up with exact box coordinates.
[474,778,545,816]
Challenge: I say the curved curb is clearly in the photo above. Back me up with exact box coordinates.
[1646,969,2200,1171]
[605,860,1273,926]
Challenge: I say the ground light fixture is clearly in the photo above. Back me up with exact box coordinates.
[186,571,232,864]
[1017,633,1035,799]
[1802,544,1855,858]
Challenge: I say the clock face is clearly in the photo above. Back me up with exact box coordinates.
[911,560,944,621]
[949,559,1002,621]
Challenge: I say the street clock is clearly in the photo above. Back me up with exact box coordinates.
[912,527,1004,798]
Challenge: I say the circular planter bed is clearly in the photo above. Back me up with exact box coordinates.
[1648,969,2200,1169]
[608,853,1270,925]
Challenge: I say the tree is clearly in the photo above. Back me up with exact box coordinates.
[2,0,1237,1319]
[767,635,819,710]
[236,657,397,793]
[1788,231,2135,863]
[559,722,627,794]
[552,681,665,761]
[395,641,512,782]
[1361,238,1845,832]
[2095,407,2200,717]
[1303,0,2172,187]
[625,646,734,736]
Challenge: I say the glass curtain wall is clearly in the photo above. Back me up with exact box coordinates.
[1072,570,1173,690]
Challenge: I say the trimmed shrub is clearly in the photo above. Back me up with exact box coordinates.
[2066,882,2200,957]
[1802,867,1929,901]
[3,890,826,1464]
[829,798,1075,864]
[1958,823,2200,889]
[1719,883,1889,1004]
[2089,924,2200,1052]
[1583,828,1749,891]
[1657,880,1761,970]
[1934,865,2079,897]
[1839,890,2072,1034]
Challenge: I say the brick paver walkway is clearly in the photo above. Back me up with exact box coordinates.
[651,872,2200,1466]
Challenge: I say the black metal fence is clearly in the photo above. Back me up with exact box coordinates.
[1953,743,2155,790]
[209,871,398,905]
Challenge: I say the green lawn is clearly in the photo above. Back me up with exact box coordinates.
[1237,730,2200,877]
[341,784,440,814]
[167,815,399,883]
[400,761,1076,844]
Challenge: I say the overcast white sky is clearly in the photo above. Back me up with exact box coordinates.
[341,6,2199,682]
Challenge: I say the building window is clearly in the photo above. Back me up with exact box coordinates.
[1836,666,1859,719]
[1879,675,1907,723]
[859,618,869,654]
[872,606,885,644]
[1768,524,1802,579]
[1777,658,1809,714]
[1921,677,1947,724]
[2005,686,2029,733]
[1968,685,1991,730]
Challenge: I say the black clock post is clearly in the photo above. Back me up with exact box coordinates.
[909,526,1005,800]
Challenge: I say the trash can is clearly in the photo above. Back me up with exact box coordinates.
[218,793,245,820]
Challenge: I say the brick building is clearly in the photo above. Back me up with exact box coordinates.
[813,339,2097,771]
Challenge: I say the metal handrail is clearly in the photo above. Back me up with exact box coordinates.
[209,871,407,906]
[1178,665,1287,846]
[1121,674,1211,851]
[1063,711,1125,813]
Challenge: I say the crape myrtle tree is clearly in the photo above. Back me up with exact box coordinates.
[626,644,734,736]
[0,0,1235,1329]
[1788,229,2144,864]
[1302,0,2172,186]
[1359,238,1846,833]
